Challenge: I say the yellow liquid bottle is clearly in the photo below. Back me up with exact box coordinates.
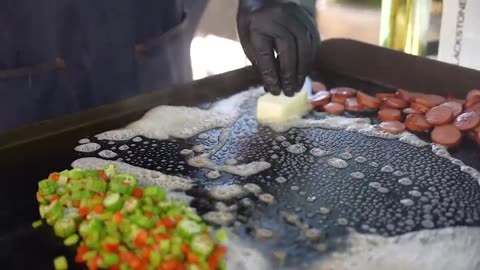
[380,0,432,56]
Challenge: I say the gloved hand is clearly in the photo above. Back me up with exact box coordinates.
[237,0,320,96]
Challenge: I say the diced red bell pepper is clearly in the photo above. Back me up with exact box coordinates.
[49,173,60,181]
[132,187,144,198]
[134,229,148,247]
[79,207,90,218]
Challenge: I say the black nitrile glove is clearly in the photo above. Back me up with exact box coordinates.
[237,0,320,96]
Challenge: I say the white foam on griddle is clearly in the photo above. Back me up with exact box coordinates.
[98,150,118,158]
[431,144,480,184]
[187,156,271,177]
[74,142,101,153]
[315,227,480,270]
[267,116,372,133]
[78,138,90,144]
[95,88,263,141]
[71,157,192,191]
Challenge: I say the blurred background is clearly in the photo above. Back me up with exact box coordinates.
[191,0,444,80]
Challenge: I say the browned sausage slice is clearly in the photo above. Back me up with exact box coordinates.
[425,105,454,125]
[312,81,327,93]
[385,97,409,109]
[405,114,432,132]
[454,112,480,131]
[431,125,462,148]
[466,103,480,115]
[379,121,406,134]
[378,109,402,122]
[330,87,356,104]
[403,108,422,114]
[465,99,480,109]
[357,91,380,109]
[376,93,396,101]
[345,97,364,112]
[309,91,331,108]
[410,102,430,113]
[439,101,463,117]
[396,89,411,101]
[467,89,480,102]
[412,94,446,108]
[323,102,345,114]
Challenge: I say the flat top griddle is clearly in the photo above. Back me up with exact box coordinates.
[1,39,479,270]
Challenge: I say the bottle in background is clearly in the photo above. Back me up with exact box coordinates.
[380,0,432,56]
[438,0,480,70]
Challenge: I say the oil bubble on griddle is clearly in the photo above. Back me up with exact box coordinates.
[73,91,480,269]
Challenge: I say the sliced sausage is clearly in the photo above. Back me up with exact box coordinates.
[452,99,466,106]
[439,101,463,117]
[465,99,480,109]
[412,94,446,108]
[310,91,331,107]
[466,89,480,101]
[345,97,364,112]
[312,81,327,93]
[396,89,411,101]
[378,109,402,122]
[403,108,422,114]
[357,91,380,109]
[454,112,480,131]
[323,102,345,114]
[379,121,406,134]
[380,103,395,110]
[405,114,432,132]
[331,94,347,104]
[425,105,454,125]
[385,97,409,109]
[330,87,356,104]
[431,125,462,148]
[466,103,480,115]
[376,93,396,101]
[410,102,430,113]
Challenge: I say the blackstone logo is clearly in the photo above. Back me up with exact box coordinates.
[453,0,467,65]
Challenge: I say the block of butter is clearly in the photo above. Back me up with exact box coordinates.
[256,78,313,124]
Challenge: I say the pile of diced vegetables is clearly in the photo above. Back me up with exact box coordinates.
[35,165,227,270]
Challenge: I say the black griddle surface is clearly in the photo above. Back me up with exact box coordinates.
[65,94,480,268]
[1,57,480,269]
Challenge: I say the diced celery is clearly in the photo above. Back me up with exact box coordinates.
[191,235,214,257]
[104,164,117,178]
[85,178,107,193]
[57,175,69,186]
[53,256,68,270]
[69,168,84,180]
[45,201,64,221]
[84,169,101,178]
[104,193,122,211]
[177,220,203,239]
[102,253,119,266]
[32,220,43,228]
[214,228,228,243]
[112,174,137,187]
[64,234,79,246]
[54,217,76,238]
[123,198,139,213]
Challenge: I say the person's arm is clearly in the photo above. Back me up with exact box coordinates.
[237,0,320,97]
